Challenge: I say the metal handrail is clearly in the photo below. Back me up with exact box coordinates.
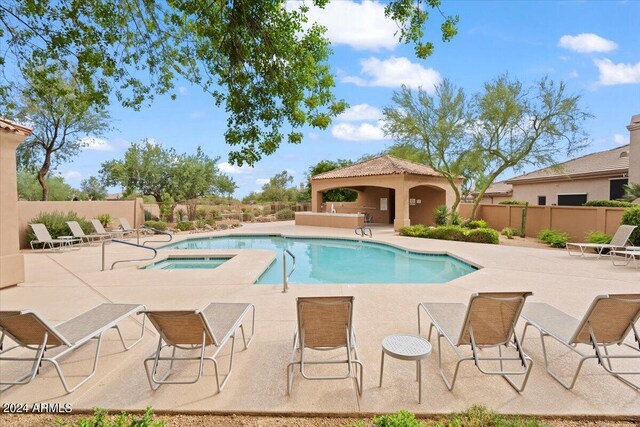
[102,239,158,271]
[282,249,296,293]
[137,226,173,246]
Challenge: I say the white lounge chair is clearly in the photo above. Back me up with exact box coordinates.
[566,225,637,258]
[141,302,255,392]
[521,294,640,390]
[67,221,111,244]
[418,292,533,391]
[29,223,80,251]
[91,219,126,239]
[0,303,145,393]
[287,296,363,395]
[118,217,138,237]
[610,247,640,269]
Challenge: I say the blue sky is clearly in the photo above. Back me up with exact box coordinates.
[61,0,640,197]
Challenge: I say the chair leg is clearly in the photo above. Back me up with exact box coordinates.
[47,333,105,393]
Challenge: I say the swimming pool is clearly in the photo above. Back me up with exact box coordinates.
[162,235,477,285]
[143,257,231,270]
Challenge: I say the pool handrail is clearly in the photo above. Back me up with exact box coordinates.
[138,225,173,246]
[282,249,296,293]
[101,239,158,271]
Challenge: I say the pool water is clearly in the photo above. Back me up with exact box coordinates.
[144,257,230,270]
[163,235,477,284]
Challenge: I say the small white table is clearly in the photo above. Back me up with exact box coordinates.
[379,334,432,403]
[58,235,80,248]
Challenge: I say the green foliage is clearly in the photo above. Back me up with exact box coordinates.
[433,205,449,226]
[54,407,164,427]
[27,211,91,246]
[245,171,304,203]
[400,224,430,237]
[242,212,255,222]
[17,170,76,201]
[586,231,612,245]
[623,182,640,202]
[143,220,168,231]
[195,208,208,220]
[426,225,473,242]
[144,210,158,221]
[275,208,295,221]
[175,208,186,222]
[97,214,112,228]
[373,410,424,427]
[306,159,357,202]
[175,221,195,231]
[621,206,640,245]
[80,176,108,200]
[400,225,499,244]
[466,228,500,244]
[171,147,223,219]
[538,229,570,248]
[583,200,634,207]
[498,199,527,205]
[463,219,488,229]
[195,219,207,229]
[501,227,519,239]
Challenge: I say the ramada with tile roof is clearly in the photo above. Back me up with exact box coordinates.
[313,155,444,180]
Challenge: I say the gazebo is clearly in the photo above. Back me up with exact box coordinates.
[306,155,461,231]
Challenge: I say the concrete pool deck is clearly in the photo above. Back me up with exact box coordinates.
[0,221,638,417]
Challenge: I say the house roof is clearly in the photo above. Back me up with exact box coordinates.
[0,118,32,136]
[505,145,630,184]
[475,181,513,196]
[311,155,444,180]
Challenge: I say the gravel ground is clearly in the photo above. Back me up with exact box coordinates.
[1,413,637,427]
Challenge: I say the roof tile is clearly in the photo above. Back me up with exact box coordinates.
[312,155,444,180]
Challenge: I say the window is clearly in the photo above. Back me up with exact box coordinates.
[557,193,587,206]
[609,178,628,200]
[537,196,546,206]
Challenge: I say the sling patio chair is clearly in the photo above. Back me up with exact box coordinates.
[141,302,255,392]
[29,223,81,251]
[118,217,138,237]
[418,292,534,392]
[0,303,145,393]
[91,219,127,239]
[610,247,640,269]
[67,221,111,245]
[287,296,363,395]
[521,294,640,390]
[566,225,637,258]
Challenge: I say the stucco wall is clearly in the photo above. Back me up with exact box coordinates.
[509,176,622,205]
[328,186,392,224]
[409,186,446,226]
[18,199,144,249]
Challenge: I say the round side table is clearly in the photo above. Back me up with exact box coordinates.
[379,334,432,403]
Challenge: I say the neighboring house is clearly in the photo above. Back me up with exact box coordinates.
[473,181,513,204]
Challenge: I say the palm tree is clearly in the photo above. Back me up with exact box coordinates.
[623,183,640,202]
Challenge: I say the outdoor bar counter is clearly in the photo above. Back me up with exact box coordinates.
[295,211,364,229]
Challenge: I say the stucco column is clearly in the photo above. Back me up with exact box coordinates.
[0,120,32,288]
[627,114,640,186]
[311,189,324,212]
[393,180,411,231]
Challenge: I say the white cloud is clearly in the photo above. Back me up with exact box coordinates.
[613,133,627,145]
[178,86,188,95]
[558,33,617,53]
[62,170,82,181]
[292,0,397,51]
[307,132,319,140]
[568,70,579,79]
[189,111,205,119]
[81,137,114,151]
[338,104,382,122]
[331,121,389,141]
[218,162,252,174]
[594,59,640,85]
[342,57,441,91]
[256,178,270,186]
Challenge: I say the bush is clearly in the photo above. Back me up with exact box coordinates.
[501,226,519,239]
[275,208,295,220]
[97,213,112,227]
[195,219,207,229]
[242,212,254,222]
[622,206,640,245]
[433,205,448,226]
[400,224,430,237]
[175,221,195,231]
[538,229,570,248]
[426,225,467,241]
[586,231,612,244]
[26,211,91,246]
[498,199,527,205]
[144,209,158,221]
[206,218,217,227]
[583,200,634,207]
[466,228,500,244]
[144,220,168,231]
[55,407,164,427]
[195,207,208,219]
[373,410,423,427]
[463,219,488,229]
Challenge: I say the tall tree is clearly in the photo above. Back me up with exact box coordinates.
[1,1,457,165]
[17,170,76,201]
[383,80,476,222]
[12,66,109,200]
[80,176,108,200]
[171,148,223,220]
[469,75,591,218]
[213,175,238,201]
[305,159,357,202]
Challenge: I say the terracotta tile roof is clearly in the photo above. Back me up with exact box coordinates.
[311,155,444,180]
[474,181,513,196]
[506,145,630,183]
[0,118,32,136]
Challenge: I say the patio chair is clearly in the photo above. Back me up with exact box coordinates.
[0,303,145,393]
[418,292,533,392]
[118,217,138,237]
[67,221,111,244]
[29,223,80,251]
[566,225,637,258]
[287,296,363,395]
[610,247,640,269]
[141,302,255,392]
[521,294,640,390]
[91,219,126,239]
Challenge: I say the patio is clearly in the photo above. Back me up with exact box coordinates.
[0,221,638,417]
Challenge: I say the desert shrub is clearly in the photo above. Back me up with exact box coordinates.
[501,226,519,239]
[218,223,229,230]
[175,221,195,231]
[97,213,112,227]
[54,407,164,427]
[242,212,254,222]
[195,219,207,229]
[275,208,295,220]
[373,410,423,427]
[583,200,634,207]
[399,224,430,237]
[426,225,467,241]
[144,209,157,221]
[27,211,91,246]
[175,208,186,222]
[466,228,500,244]
[206,219,216,227]
[538,229,570,248]
[143,220,168,231]
[195,208,208,219]
[231,223,242,228]
[586,231,612,244]
[498,199,527,205]
[433,205,448,226]
[208,209,222,220]
[621,206,640,245]
[464,219,488,229]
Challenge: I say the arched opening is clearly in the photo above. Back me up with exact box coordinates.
[408,185,447,226]
[315,185,396,224]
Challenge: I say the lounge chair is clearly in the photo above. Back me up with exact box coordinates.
[521,294,640,390]
[29,223,81,251]
[610,247,640,269]
[418,292,533,391]
[67,221,111,244]
[141,302,255,392]
[566,225,637,258]
[91,219,126,239]
[287,296,363,395]
[0,303,145,393]
[118,217,138,237]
